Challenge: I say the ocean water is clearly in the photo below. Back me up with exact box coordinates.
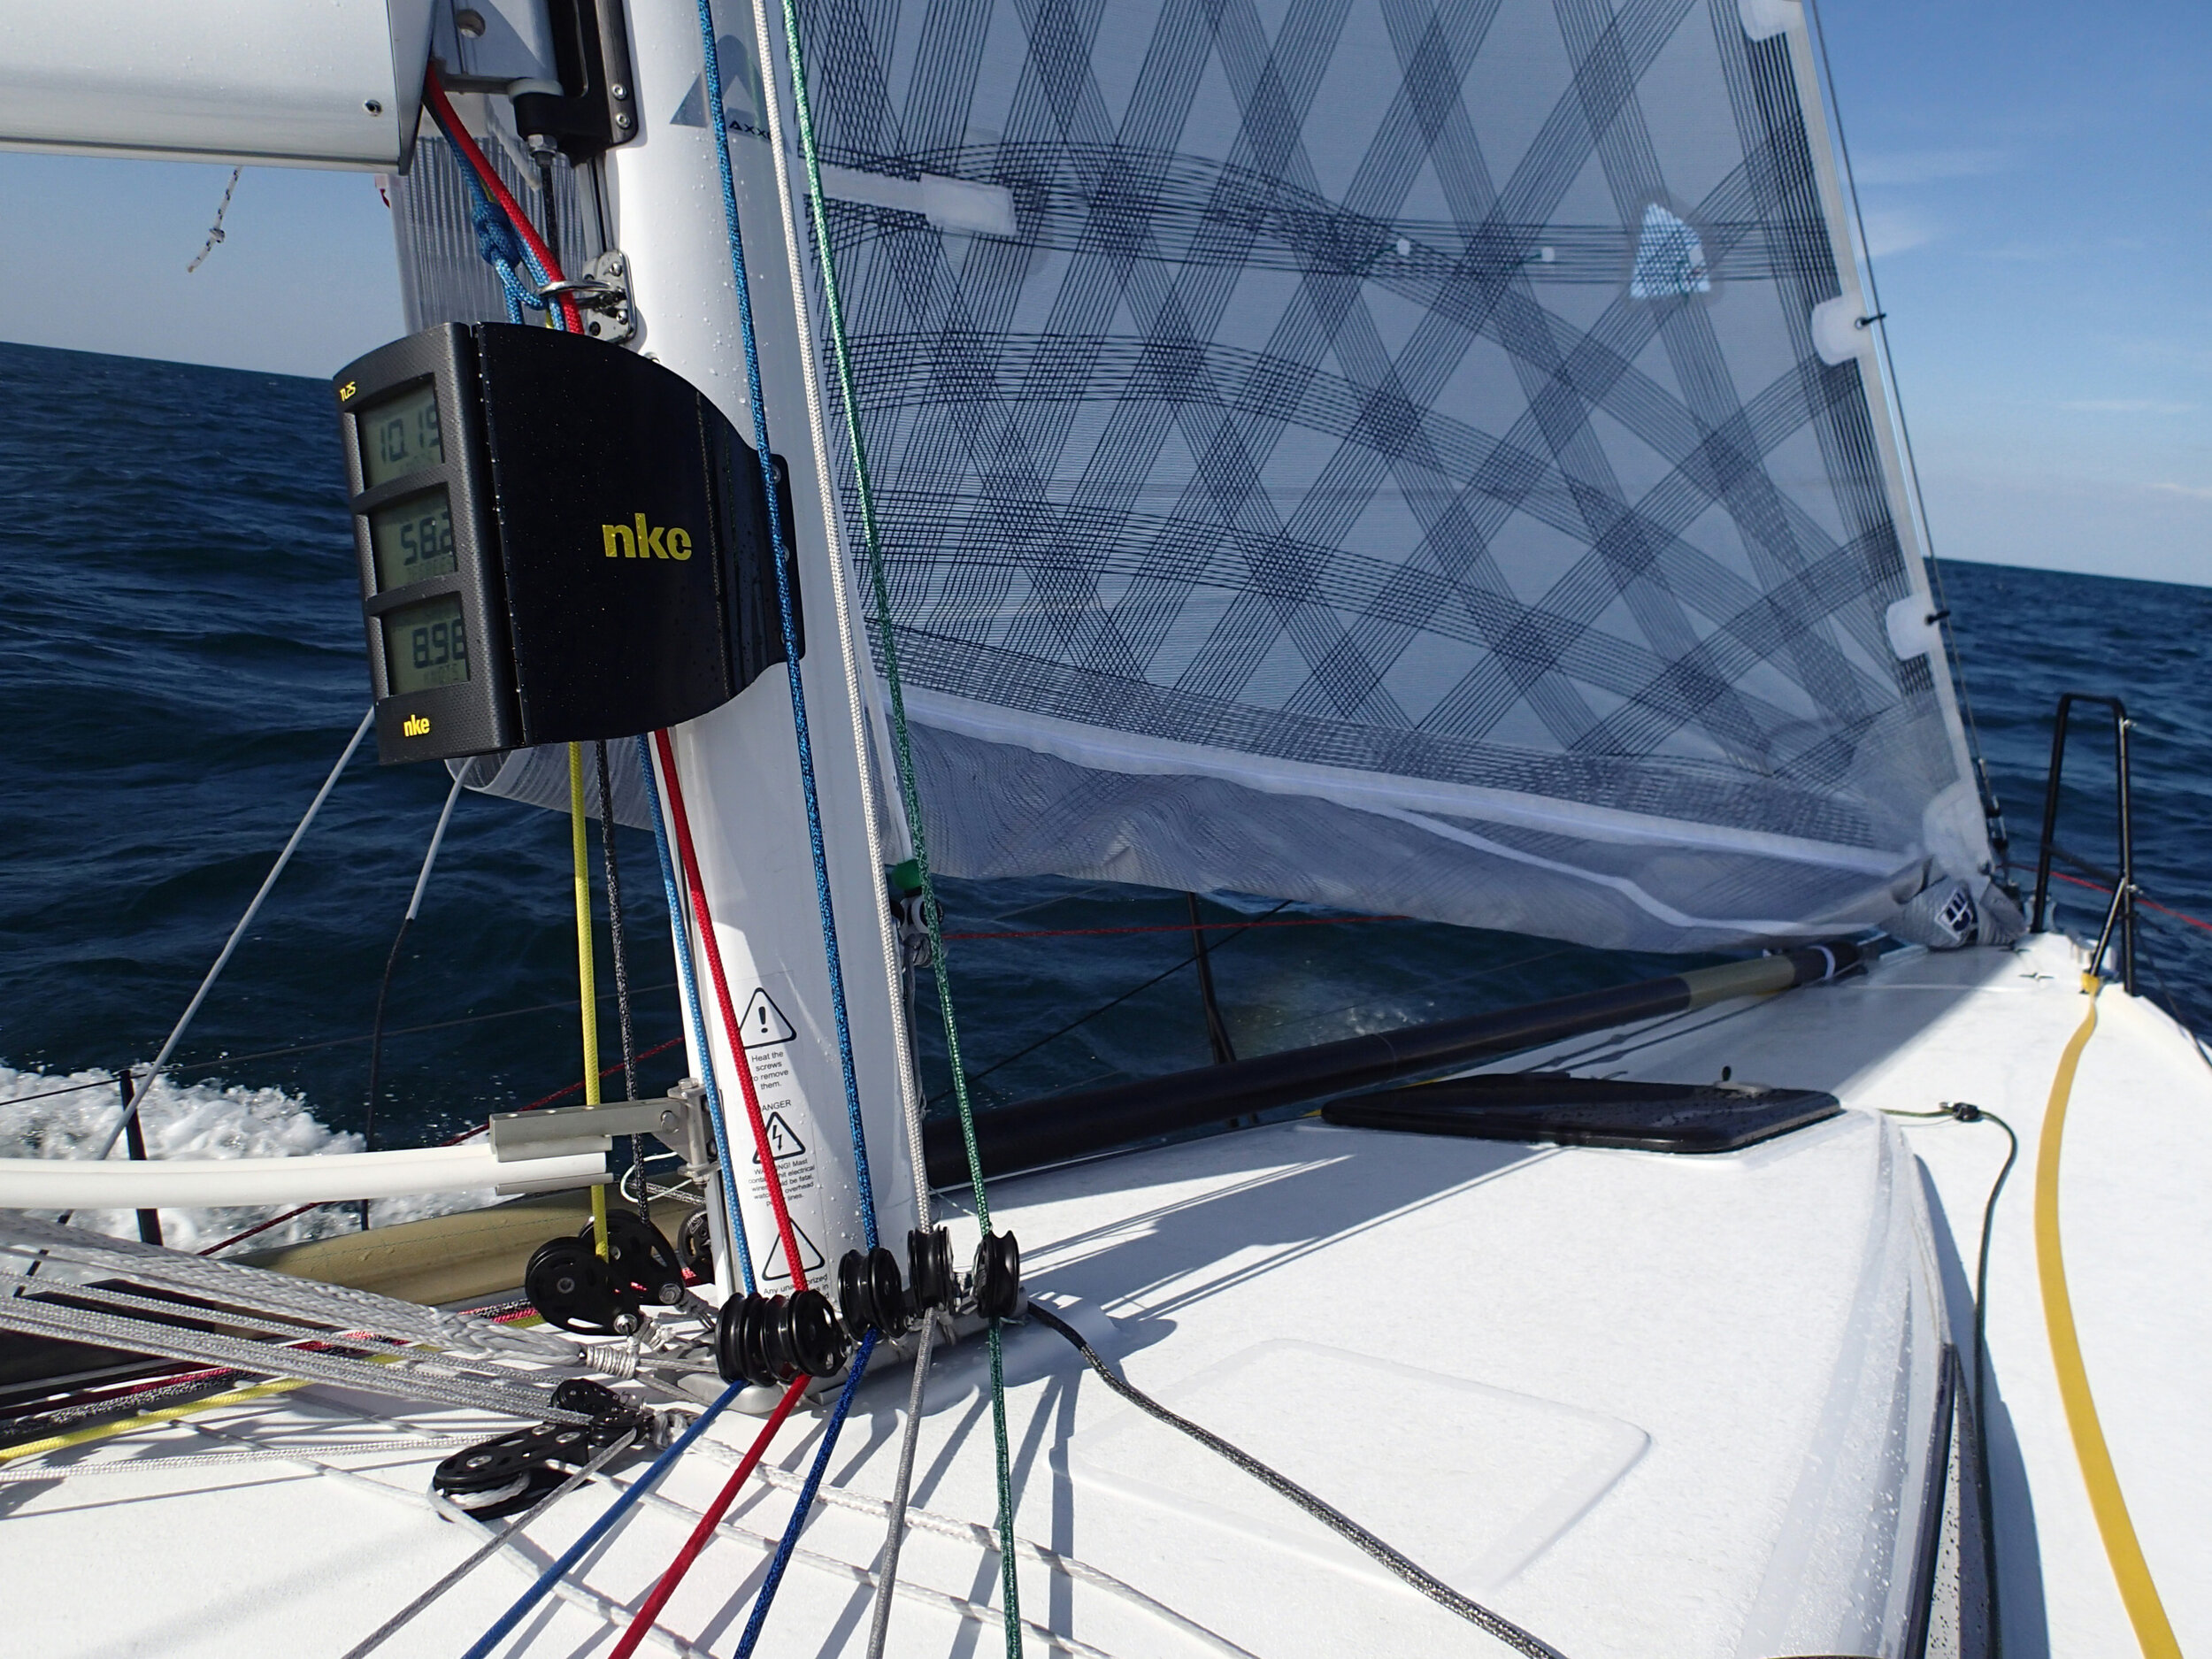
[3,338,2207,1247]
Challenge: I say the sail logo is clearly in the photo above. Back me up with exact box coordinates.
[601,514,694,561]
[402,714,432,737]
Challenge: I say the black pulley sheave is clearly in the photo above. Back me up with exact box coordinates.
[431,1378,655,1521]
[525,1235,637,1336]
[715,1289,851,1386]
[971,1232,1023,1321]
[838,1245,910,1340]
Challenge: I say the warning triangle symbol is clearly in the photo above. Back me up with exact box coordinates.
[759,1219,826,1285]
[752,1110,807,1163]
[739,987,797,1048]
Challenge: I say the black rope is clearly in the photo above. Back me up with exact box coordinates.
[359,910,414,1232]
[930,902,1293,1103]
[594,740,647,1218]
[1026,1303,1570,1659]
[1187,893,1237,1065]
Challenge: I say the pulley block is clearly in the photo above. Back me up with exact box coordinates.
[525,1234,638,1336]
[430,1378,654,1521]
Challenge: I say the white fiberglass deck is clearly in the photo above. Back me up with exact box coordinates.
[7,929,2206,1658]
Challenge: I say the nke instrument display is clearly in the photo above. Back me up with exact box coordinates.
[333,322,803,764]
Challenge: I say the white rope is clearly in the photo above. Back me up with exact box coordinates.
[0,1434,481,1481]
[751,1447,1257,1657]
[186,166,242,273]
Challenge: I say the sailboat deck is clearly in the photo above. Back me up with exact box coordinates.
[8,930,2208,1658]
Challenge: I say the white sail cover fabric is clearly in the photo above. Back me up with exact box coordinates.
[786,0,1990,949]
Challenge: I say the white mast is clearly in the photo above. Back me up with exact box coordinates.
[605,1,924,1294]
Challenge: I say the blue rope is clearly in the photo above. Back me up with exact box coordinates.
[733,1330,879,1656]
[638,733,754,1293]
[444,132,565,330]
[461,1379,745,1659]
[693,1,877,1248]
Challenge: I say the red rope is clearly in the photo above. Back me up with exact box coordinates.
[650,729,810,1291]
[608,1374,809,1659]
[196,1034,686,1256]
[2051,869,2212,935]
[420,65,586,334]
[945,913,1407,941]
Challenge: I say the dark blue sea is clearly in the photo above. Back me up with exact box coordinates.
[2,339,2205,1242]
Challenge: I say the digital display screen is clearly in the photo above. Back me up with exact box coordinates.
[383,594,470,695]
[367,490,457,591]
[359,381,443,487]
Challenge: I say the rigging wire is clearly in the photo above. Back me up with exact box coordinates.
[687,2,879,1253]
[361,770,468,1231]
[341,1426,641,1659]
[637,732,753,1290]
[1027,1305,1570,1659]
[754,0,1026,1629]
[84,708,373,1172]
[459,1379,749,1659]
[607,1372,810,1659]
[735,1330,881,1658]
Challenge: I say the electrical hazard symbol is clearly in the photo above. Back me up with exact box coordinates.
[739,987,797,1048]
[752,1111,806,1163]
[759,1219,826,1285]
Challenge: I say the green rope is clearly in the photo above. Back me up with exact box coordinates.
[769,2,1019,1647]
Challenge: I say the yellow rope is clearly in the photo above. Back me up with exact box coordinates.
[571,741,610,1259]
[0,1376,313,1465]
[2035,974,2180,1659]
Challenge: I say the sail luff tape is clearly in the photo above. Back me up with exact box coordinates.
[2034,981,2182,1659]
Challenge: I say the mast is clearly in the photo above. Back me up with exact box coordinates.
[604,1,923,1293]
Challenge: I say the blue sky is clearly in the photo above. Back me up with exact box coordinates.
[2,0,2206,583]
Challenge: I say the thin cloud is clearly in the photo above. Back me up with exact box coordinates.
[1858,208,1936,258]
[1849,148,2008,187]
[2147,481,2212,501]
[2061,399,2197,415]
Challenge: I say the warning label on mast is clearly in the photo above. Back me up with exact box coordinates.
[759,1218,826,1284]
[739,987,797,1048]
[752,1110,806,1163]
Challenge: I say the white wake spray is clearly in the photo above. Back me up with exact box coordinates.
[0,1064,497,1253]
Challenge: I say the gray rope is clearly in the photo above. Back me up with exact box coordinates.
[1027,1305,1569,1659]
[341,1428,641,1659]
[864,1316,938,1659]
[0,1297,583,1424]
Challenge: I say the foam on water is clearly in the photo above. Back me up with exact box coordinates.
[0,1063,495,1253]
